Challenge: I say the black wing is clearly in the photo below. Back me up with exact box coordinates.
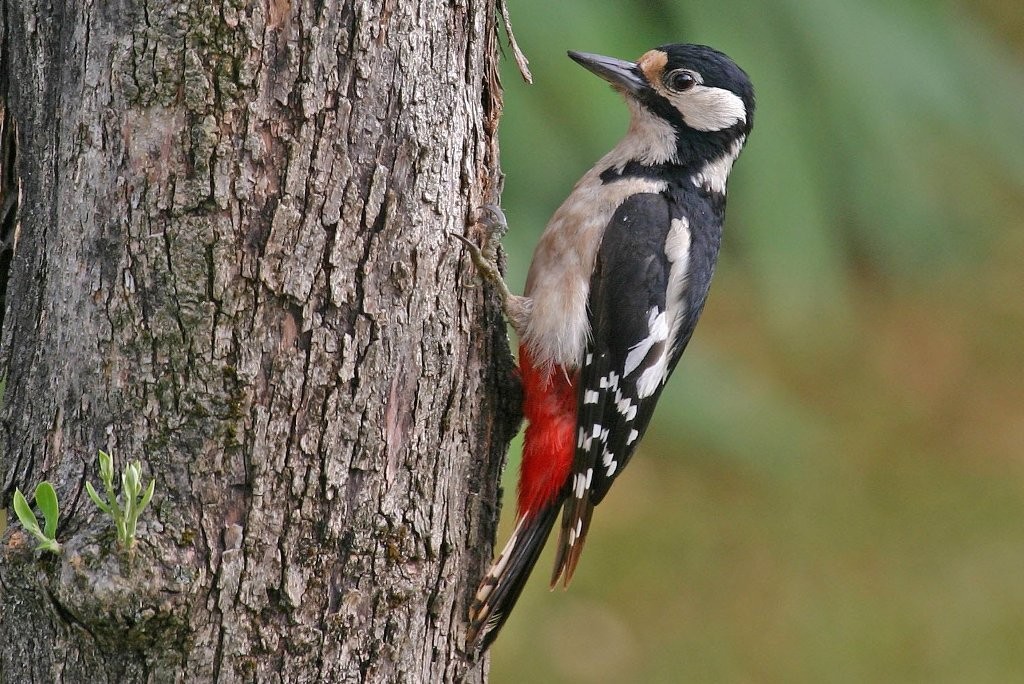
[551,190,720,586]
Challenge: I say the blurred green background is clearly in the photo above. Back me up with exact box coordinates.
[489,0,1024,681]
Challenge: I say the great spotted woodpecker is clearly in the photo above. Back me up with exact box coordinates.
[457,44,755,651]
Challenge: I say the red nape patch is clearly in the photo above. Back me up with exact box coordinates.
[517,344,578,517]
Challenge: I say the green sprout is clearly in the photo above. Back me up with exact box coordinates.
[12,482,61,554]
[85,450,156,549]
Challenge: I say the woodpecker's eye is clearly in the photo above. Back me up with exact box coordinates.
[666,70,698,92]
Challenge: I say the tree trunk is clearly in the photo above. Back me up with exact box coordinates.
[0,1,517,681]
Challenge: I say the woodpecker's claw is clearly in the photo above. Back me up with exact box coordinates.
[476,203,509,235]
[449,230,508,298]
[451,203,510,290]
[471,203,509,264]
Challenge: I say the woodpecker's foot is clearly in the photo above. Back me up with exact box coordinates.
[449,232,509,298]
[450,204,513,298]
[450,204,531,337]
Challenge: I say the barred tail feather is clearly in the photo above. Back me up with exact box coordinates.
[466,503,561,652]
[550,496,595,588]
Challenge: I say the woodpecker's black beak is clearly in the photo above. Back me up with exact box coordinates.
[568,51,649,96]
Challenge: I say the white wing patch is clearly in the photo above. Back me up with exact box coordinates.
[636,218,692,398]
[623,308,669,376]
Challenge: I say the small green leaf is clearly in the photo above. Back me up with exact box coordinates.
[85,481,111,514]
[12,488,42,537]
[34,482,59,541]
[86,451,156,549]
[98,450,113,485]
[138,478,155,512]
[12,487,60,553]
[123,463,140,499]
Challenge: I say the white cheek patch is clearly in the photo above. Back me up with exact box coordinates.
[671,85,747,132]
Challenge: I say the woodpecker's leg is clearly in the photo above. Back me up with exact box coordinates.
[451,204,531,337]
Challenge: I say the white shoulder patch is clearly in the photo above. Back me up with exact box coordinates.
[665,216,692,263]
[635,217,692,398]
[623,308,669,377]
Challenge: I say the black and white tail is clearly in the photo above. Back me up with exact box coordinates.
[465,503,561,652]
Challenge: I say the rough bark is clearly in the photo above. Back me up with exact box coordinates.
[0,1,517,681]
